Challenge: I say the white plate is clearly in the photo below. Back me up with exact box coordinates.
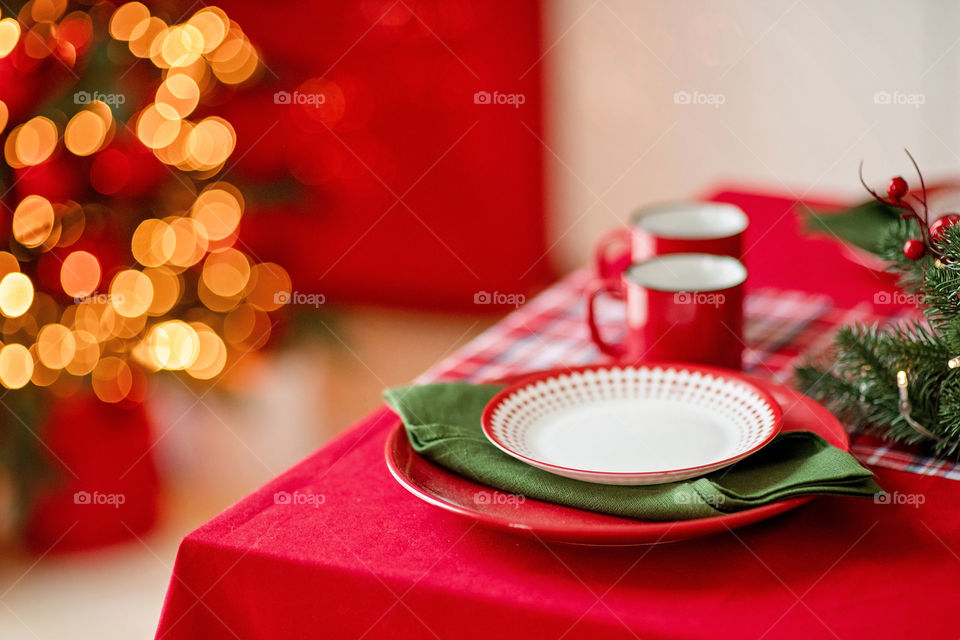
[481,364,782,485]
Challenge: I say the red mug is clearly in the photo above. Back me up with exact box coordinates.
[587,253,746,369]
[595,201,748,279]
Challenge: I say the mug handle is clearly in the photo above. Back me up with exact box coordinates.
[594,227,632,280]
[586,279,628,358]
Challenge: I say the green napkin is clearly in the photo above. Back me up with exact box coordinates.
[801,198,900,255]
[385,383,882,521]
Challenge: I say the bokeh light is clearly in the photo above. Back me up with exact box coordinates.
[143,267,180,316]
[0,273,35,318]
[156,74,200,118]
[185,117,235,169]
[58,10,94,55]
[108,308,146,339]
[0,18,21,58]
[0,2,280,396]
[132,218,177,267]
[166,217,208,267]
[91,356,133,403]
[70,300,108,341]
[0,253,19,279]
[128,16,166,59]
[166,59,212,95]
[161,24,204,67]
[187,7,228,53]
[37,323,76,369]
[65,329,99,376]
[6,117,58,167]
[246,263,292,312]
[60,250,101,299]
[223,303,270,349]
[4,312,38,339]
[131,338,160,372]
[108,1,149,41]
[149,320,199,370]
[65,109,108,156]
[12,195,55,248]
[191,184,243,241]
[186,322,227,379]
[137,103,181,150]
[153,119,193,168]
[202,248,250,297]
[110,269,153,318]
[208,29,259,84]
[23,21,58,59]
[197,278,240,313]
[30,345,60,387]
[0,344,33,389]
[55,201,86,248]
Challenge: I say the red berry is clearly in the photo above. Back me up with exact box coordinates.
[930,214,960,244]
[903,238,924,260]
[887,176,909,200]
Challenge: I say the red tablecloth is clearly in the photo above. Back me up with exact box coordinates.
[156,190,960,640]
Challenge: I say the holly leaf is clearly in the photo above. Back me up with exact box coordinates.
[801,199,901,256]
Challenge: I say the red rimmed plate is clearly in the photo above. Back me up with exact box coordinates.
[384,373,848,545]
[481,363,782,485]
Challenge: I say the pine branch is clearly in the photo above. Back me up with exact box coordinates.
[796,320,955,454]
[797,161,960,457]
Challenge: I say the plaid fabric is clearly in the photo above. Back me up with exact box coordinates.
[416,268,955,480]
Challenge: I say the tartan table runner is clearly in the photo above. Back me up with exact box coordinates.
[416,269,959,481]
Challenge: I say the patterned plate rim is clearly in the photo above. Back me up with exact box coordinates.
[480,362,784,478]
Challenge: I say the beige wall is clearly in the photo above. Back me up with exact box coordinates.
[545,0,960,270]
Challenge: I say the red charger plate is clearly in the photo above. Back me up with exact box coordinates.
[384,373,850,545]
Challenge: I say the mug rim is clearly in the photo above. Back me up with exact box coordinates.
[624,253,747,293]
[628,201,748,240]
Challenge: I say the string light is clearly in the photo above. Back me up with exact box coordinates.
[896,370,943,442]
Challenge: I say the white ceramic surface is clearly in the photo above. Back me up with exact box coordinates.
[482,365,781,485]
[633,201,748,238]
[625,253,747,292]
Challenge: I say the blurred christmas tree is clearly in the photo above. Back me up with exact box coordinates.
[0,1,294,521]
